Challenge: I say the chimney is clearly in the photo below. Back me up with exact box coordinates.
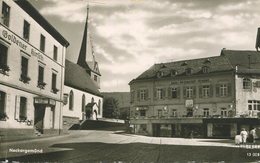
[255,27,260,51]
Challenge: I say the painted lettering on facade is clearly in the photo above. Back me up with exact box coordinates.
[31,49,44,61]
[2,29,27,50]
[1,28,44,61]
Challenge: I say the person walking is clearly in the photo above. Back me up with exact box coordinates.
[240,128,248,144]
[249,128,257,143]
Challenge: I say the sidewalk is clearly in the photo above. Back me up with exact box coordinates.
[0,132,70,144]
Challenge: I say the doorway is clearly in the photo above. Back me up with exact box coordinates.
[34,104,46,134]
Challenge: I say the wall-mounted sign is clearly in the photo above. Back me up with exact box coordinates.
[1,28,44,61]
[2,29,27,50]
[34,97,56,106]
[185,100,193,108]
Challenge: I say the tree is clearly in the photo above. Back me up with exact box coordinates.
[103,97,119,118]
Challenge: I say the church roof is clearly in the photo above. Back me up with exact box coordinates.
[129,49,260,84]
[65,60,102,97]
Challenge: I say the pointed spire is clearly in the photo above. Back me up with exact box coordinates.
[77,3,91,71]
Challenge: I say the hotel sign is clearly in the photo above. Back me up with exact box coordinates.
[34,97,56,106]
[1,27,44,61]
[171,79,210,85]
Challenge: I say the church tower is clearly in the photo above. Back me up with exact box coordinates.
[77,5,101,89]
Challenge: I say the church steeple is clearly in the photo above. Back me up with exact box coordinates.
[77,4,91,72]
[76,3,101,89]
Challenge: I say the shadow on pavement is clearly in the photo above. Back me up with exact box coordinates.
[1,142,259,162]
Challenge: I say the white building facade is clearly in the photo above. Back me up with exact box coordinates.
[0,0,69,137]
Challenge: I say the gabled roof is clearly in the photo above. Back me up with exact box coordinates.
[221,50,260,69]
[65,60,102,97]
[129,49,260,84]
[15,0,69,47]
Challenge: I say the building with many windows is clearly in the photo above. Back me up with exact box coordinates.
[0,0,69,137]
[62,6,103,130]
[129,49,260,138]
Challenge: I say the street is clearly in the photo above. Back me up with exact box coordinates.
[1,130,260,162]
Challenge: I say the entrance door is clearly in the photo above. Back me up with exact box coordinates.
[34,105,46,134]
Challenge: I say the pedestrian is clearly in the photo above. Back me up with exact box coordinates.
[240,128,248,144]
[249,128,257,143]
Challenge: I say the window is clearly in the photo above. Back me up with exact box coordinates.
[40,34,45,52]
[1,2,10,27]
[23,20,30,41]
[157,88,163,99]
[0,43,8,69]
[69,91,74,111]
[171,70,177,76]
[221,108,227,117]
[243,78,251,89]
[171,88,177,98]
[220,84,227,97]
[140,110,146,116]
[140,89,146,101]
[98,99,101,115]
[248,100,260,111]
[186,86,193,98]
[51,73,58,93]
[185,68,192,75]
[20,56,30,83]
[202,66,209,73]
[203,108,209,117]
[82,94,85,112]
[94,75,97,81]
[157,71,164,78]
[158,110,162,117]
[187,108,193,117]
[0,91,6,115]
[38,65,44,84]
[19,97,27,120]
[202,85,210,98]
[53,45,58,61]
[172,109,177,117]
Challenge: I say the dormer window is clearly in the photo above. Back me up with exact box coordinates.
[171,70,178,76]
[204,59,211,64]
[157,71,164,78]
[243,78,251,89]
[181,62,187,66]
[202,66,209,73]
[185,68,192,75]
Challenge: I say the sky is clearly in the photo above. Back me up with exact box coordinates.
[29,0,260,92]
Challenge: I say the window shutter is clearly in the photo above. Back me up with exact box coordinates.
[162,88,166,99]
[210,85,213,97]
[228,83,232,96]
[27,98,30,119]
[193,86,196,98]
[145,89,149,100]
[154,88,157,100]
[216,84,220,97]
[183,86,186,98]
[137,90,140,101]
[168,87,172,99]
[15,96,20,120]
[177,87,180,98]
[199,86,202,98]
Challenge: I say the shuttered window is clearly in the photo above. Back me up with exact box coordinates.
[0,91,6,114]
[19,97,27,120]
